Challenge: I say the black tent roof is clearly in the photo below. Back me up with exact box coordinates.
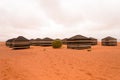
[35,38,41,41]
[68,35,89,40]
[30,39,34,41]
[102,36,117,40]
[14,36,29,42]
[89,37,97,40]
[42,37,53,41]
[6,38,16,42]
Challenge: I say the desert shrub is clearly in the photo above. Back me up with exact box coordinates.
[52,39,62,48]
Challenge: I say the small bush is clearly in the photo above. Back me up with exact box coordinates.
[52,39,62,48]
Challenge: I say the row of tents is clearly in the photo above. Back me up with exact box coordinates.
[6,35,117,50]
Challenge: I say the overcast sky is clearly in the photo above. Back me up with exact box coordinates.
[0,0,120,41]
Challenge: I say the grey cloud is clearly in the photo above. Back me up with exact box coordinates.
[40,0,120,29]
[40,0,84,26]
[0,0,49,30]
[0,9,42,29]
[0,0,120,41]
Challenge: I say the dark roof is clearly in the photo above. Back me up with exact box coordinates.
[30,39,34,40]
[89,37,97,40]
[69,35,89,40]
[35,38,41,41]
[55,38,60,40]
[42,37,53,41]
[62,38,68,41]
[102,36,117,40]
[14,36,29,42]
[6,38,16,42]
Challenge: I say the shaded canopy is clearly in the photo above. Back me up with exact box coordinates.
[89,37,97,40]
[30,39,34,41]
[14,36,29,42]
[35,38,42,41]
[55,38,61,40]
[102,36,117,40]
[68,35,89,40]
[6,38,15,42]
[42,37,53,41]
[6,38,16,47]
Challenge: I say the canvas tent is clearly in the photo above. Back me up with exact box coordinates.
[62,38,68,44]
[102,36,117,46]
[89,37,97,45]
[29,39,34,45]
[40,37,54,46]
[31,38,42,46]
[6,38,16,48]
[12,36,30,49]
[67,35,92,50]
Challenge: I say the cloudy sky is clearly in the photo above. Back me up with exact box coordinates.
[0,0,120,41]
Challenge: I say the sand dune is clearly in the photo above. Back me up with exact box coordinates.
[0,42,120,80]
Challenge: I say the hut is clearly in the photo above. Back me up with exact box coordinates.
[67,35,92,50]
[55,38,61,40]
[62,38,68,44]
[89,37,98,45]
[40,37,53,46]
[12,36,30,49]
[29,39,34,45]
[6,38,16,48]
[31,38,41,46]
[102,36,117,46]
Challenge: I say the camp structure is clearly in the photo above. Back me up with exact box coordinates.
[62,38,68,44]
[31,38,41,46]
[102,36,117,46]
[89,37,98,45]
[12,36,30,49]
[55,38,61,40]
[29,39,34,45]
[67,35,92,50]
[6,38,16,48]
[40,37,54,46]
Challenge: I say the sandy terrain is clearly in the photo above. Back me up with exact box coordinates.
[0,42,120,80]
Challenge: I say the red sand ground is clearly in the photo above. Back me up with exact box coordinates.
[0,42,120,80]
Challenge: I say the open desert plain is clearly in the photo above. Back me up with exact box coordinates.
[0,42,120,80]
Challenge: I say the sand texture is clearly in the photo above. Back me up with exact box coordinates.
[0,42,120,80]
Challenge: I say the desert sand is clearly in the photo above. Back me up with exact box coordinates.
[0,42,120,80]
